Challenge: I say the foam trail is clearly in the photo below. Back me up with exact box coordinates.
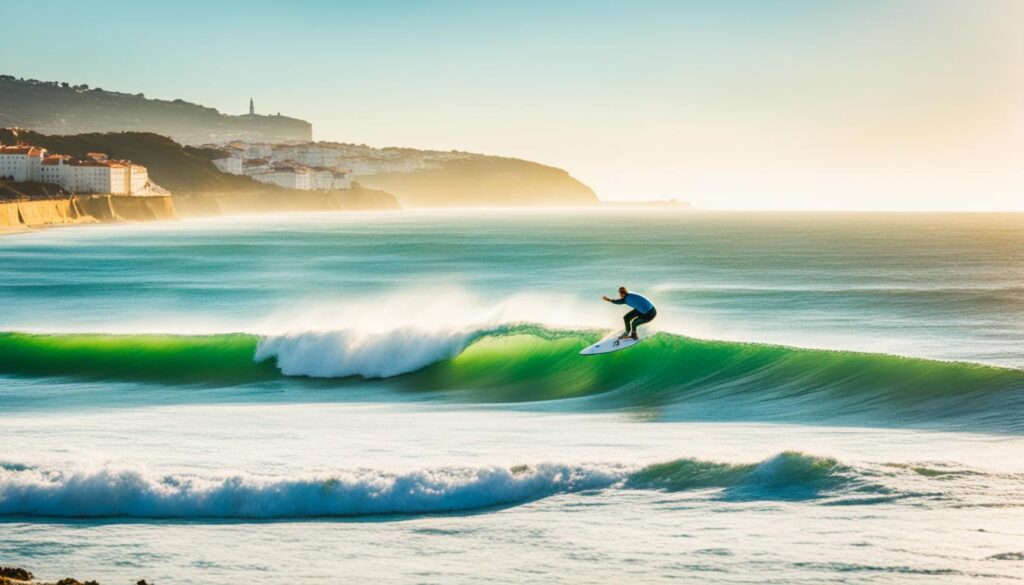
[0,453,848,519]
[255,327,478,378]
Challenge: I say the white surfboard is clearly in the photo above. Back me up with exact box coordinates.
[579,332,642,356]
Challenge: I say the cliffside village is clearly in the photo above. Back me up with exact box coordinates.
[207,139,475,190]
[209,141,353,191]
[205,100,471,191]
[0,99,478,197]
[0,143,159,196]
[200,98,350,191]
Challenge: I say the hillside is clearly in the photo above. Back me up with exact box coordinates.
[0,76,310,144]
[0,128,263,194]
[0,75,599,206]
[0,128,597,207]
[246,141,599,207]
[0,129,402,219]
[356,155,597,207]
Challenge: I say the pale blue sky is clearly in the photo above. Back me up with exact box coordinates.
[2,0,1021,209]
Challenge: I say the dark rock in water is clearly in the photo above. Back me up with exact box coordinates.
[0,567,114,585]
[0,567,34,581]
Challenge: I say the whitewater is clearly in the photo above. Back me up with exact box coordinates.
[2,210,1022,584]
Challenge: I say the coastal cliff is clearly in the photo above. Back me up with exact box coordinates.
[355,156,597,207]
[0,195,177,230]
[0,187,400,231]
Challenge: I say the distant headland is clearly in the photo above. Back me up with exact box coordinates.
[0,76,311,145]
[0,75,601,231]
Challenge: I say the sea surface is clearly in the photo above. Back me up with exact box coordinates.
[1,210,1022,584]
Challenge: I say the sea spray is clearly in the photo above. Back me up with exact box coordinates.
[254,326,479,378]
[249,288,613,378]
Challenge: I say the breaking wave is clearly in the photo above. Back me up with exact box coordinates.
[0,452,854,519]
[1,325,1022,428]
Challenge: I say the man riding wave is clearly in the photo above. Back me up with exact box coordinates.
[603,286,657,340]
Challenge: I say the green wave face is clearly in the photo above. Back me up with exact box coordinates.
[0,332,277,385]
[407,329,1024,427]
[629,451,846,493]
[1,328,1022,428]
[421,330,1022,397]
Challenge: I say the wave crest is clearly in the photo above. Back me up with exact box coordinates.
[1,326,1022,428]
[0,452,851,519]
[254,327,479,378]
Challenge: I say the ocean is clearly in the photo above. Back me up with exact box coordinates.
[1,210,1022,584]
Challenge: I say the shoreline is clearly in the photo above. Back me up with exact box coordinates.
[0,184,402,234]
[0,194,176,232]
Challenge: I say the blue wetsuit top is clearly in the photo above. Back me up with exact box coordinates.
[612,292,655,314]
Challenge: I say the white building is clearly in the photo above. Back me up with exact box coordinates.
[210,141,358,191]
[271,144,341,168]
[62,160,128,194]
[251,165,311,190]
[212,156,243,175]
[243,143,272,160]
[40,154,70,185]
[0,145,45,181]
[4,143,154,195]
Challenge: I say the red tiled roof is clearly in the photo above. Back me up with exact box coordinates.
[0,145,44,156]
[41,155,71,166]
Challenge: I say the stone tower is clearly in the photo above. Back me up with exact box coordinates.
[249,98,254,115]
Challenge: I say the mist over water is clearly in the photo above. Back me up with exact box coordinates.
[2,210,1022,584]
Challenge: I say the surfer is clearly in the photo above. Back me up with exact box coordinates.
[603,286,657,340]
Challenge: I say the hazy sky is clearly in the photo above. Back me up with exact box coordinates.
[2,0,1022,210]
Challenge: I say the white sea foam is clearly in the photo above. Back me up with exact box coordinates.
[255,326,479,378]
[0,453,881,519]
[252,288,665,378]
[0,462,629,518]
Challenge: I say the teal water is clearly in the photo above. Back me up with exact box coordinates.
[1,210,1022,584]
